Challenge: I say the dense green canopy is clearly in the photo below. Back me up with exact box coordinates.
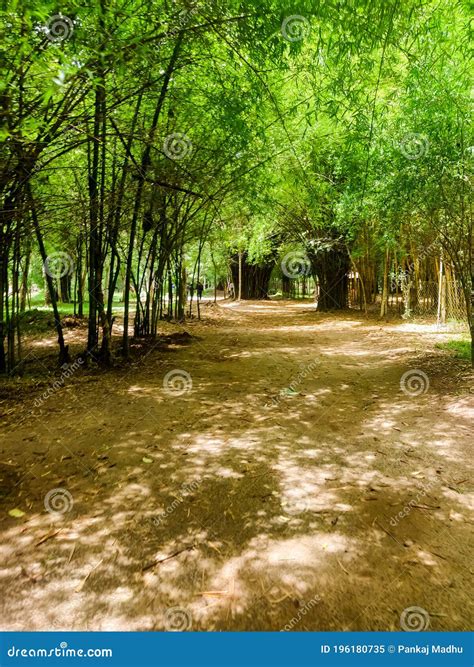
[0,0,472,371]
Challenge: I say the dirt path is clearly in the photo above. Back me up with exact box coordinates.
[0,301,473,631]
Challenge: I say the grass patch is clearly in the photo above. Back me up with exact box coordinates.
[18,309,60,333]
[436,339,471,361]
[28,292,128,317]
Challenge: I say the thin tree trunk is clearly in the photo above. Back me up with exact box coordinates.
[123,35,183,356]
[380,247,390,317]
[77,230,83,317]
[20,235,31,313]
[28,184,70,366]
[238,251,242,301]
[86,71,103,357]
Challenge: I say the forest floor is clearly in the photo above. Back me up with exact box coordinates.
[0,300,473,631]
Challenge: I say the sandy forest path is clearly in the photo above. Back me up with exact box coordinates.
[0,300,472,631]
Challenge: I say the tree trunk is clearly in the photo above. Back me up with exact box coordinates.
[282,274,291,298]
[471,273,474,368]
[380,247,390,317]
[20,235,31,312]
[310,243,350,311]
[86,72,103,358]
[28,184,70,366]
[77,232,83,317]
[0,240,6,374]
[60,273,71,303]
[123,35,183,356]
[238,251,242,301]
[231,253,274,300]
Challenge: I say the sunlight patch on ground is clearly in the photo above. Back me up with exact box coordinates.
[273,460,350,514]
[228,346,318,359]
[319,346,393,358]
[262,320,364,334]
[193,532,350,624]
[444,397,474,419]
[186,436,227,455]
[30,339,57,348]
[362,413,407,432]
[390,321,469,335]
[127,385,164,400]
[441,489,474,511]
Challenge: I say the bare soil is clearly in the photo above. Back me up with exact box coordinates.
[0,300,473,631]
